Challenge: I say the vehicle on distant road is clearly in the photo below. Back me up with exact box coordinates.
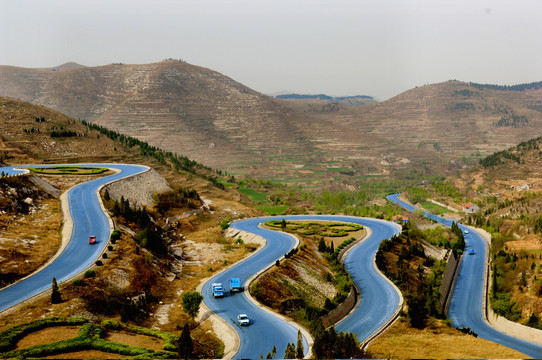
[89,236,96,244]
[212,283,224,297]
[464,229,469,234]
[237,314,250,326]
[468,248,474,255]
[230,278,242,292]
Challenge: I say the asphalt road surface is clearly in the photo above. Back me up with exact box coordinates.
[387,193,541,358]
[204,215,401,359]
[0,164,147,312]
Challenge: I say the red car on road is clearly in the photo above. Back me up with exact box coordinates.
[89,236,96,244]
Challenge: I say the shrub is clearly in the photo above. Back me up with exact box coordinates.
[182,291,204,318]
[84,270,95,278]
[95,260,103,266]
[220,219,230,230]
[110,229,121,241]
[72,279,84,286]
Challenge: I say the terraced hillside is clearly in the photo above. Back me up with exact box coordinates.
[1,61,541,188]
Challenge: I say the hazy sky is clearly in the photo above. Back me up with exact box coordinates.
[1,0,541,99]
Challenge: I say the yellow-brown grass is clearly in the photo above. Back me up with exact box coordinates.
[369,317,528,359]
[0,198,62,284]
[15,325,81,349]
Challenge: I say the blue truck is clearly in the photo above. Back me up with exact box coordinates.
[212,283,224,297]
[229,278,242,293]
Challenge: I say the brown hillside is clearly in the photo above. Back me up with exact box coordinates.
[1,62,542,187]
[0,97,262,357]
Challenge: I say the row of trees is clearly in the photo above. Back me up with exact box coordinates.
[470,81,542,91]
[479,136,541,168]
[80,120,226,189]
[376,223,447,328]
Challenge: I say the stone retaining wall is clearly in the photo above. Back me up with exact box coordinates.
[105,167,172,208]
[321,286,357,328]
[439,252,461,313]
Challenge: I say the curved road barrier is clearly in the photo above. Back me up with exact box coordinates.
[388,193,542,358]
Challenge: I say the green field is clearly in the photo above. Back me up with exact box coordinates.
[256,205,289,215]
[419,201,449,215]
[238,187,268,203]
[28,166,108,175]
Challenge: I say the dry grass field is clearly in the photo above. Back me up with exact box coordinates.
[369,318,527,359]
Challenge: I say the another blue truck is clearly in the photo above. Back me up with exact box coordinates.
[229,278,242,293]
[212,283,224,297]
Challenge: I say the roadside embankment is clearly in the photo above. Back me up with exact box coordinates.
[104,167,172,208]
[475,226,542,346]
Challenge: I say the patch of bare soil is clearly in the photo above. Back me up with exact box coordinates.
[505,237,542,251]
[39,349,129,359]
[15,325,80,349]
[104,330,164,351]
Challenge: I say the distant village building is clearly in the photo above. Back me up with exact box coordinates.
[392,215,409,223]
[462,202,480,214]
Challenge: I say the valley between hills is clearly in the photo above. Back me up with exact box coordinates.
[0,61,542,359]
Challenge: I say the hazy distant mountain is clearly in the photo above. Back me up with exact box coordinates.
[0,60,541,188]
[44,62,87,71]
[274,93,378,106]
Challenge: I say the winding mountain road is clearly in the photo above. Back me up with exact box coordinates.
[388,193,541,358]
[0,164,148,312]
[5,166,534,357]
[203,215,401,359]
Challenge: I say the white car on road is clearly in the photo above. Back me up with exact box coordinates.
[237,314,250,326]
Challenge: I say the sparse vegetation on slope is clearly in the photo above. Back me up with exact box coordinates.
[0,97,260,358]
[376,222,448,328]
[251,220,367,358]
[2,64,542,189]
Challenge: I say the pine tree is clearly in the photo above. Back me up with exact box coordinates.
[296,330,304,358]
[51,277,62,304]
[177,324,193,359]
[318,238,327,252]
[284,343,296,359]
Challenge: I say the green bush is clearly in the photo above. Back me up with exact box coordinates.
[220,219,230,230]
[110,229,121,242]
[72,279,84,286]
[84,269,96,278]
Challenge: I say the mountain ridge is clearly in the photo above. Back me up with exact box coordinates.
[1,61,541,188]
